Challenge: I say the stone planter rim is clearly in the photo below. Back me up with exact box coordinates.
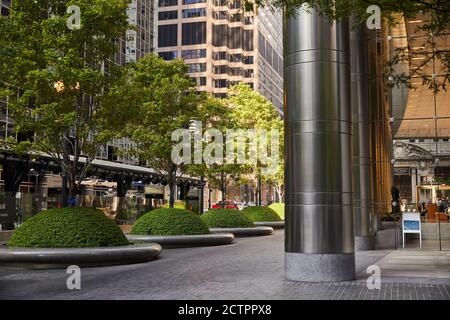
[209,226,274,237]
[254,221,285,229]
[0,243,161,270]
[126,233,235,248]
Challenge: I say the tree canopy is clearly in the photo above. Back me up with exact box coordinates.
[249,0,450,90]
[227,83,284,201]
[0,0,135,196]
[125,54,229,207]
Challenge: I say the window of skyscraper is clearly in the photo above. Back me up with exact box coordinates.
[278,56,283,76]
[159,51,178,61]
[212,24,227,47]
[244,16,253,25]
[228,81,240,86]
[229,67,243,76]
[244,69,254,78]
[228,54,242,63]
[159,0,178,7]
[182,8,206,18]
[244,56,254,65]
[212,10,228,20]
[273,53,279,73]
[213,51,227,60]
[158,24,178,47]
[182,49,207,60]
[183,0,206,4]
[228,27,242,49]
[213,0,227,6]
[266,43,273,66]
[229,13,241,23]
[213,79,227,88]
[158,10,178,20]
[192,77,207,86]
[228,0,241,9]
[213,65,228,74]
[243,30,254,51]
[182,22,207,45]
[258,32,266,59]
[188,63,207,73]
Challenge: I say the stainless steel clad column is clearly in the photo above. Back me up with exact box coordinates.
[350,17,374,251]
[284,4,355,282]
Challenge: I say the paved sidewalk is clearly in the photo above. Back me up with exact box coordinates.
[0,230,449,300]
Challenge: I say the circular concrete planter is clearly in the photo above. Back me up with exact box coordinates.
[209,226,274,237]
[254,221,285,229]
[0,243,161,270]
[127,233,235,248]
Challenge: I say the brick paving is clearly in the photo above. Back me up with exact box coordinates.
[0,230,449,300]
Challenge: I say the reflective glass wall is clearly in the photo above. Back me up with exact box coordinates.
[387,14,450,250]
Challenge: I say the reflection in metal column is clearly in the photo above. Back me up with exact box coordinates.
[350,17,374,250]
[367,27,394,231]
[284,4,355,282]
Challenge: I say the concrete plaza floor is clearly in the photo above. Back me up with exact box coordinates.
[0,228,449,300]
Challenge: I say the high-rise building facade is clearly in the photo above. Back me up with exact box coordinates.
[155,0,284,114]
[115,0,155,65]
[108,0,156,164]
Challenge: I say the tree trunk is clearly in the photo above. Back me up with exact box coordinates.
[275,185,283,202]
[168,164,177,208]
[62,168,78,207]
[257,175,262,206]
[61,175,68,207]
[199,176,204,214]
[220,172,226,206]
[168,180,176,208]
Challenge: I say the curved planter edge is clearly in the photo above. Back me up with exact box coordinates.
[254,221,285,229]
[209,226,274,237]
[127,233,235,248]
[0,243,161,270]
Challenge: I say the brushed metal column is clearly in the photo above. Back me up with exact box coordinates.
[284,4,355,282]
[350,18,374,250]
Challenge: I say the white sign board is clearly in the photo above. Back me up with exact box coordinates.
[402,212,422,248]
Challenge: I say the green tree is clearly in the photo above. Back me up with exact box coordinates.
[226,83,283,205]
[185,93,248,203]
[0,0,135,198]
[263,154,285,202]
[125,54,222,208]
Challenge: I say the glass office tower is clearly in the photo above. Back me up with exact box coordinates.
[155,0,284,114]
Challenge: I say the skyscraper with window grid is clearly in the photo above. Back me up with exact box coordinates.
[155,0,284,114]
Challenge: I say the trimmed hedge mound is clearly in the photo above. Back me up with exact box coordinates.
[8,207,129,248]
[242,206,282,222]
[268,203,285,220]
[201,209,255,228]
[131,208,210,235]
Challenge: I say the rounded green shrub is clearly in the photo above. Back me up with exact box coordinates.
[242,206,282,222]
[131,208,210,235]
[268,202,285,220]
[8,207,129,248]
[201,209,255,228]
[163,200,187,209]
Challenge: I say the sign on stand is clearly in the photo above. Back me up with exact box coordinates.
[402,212,422,249]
